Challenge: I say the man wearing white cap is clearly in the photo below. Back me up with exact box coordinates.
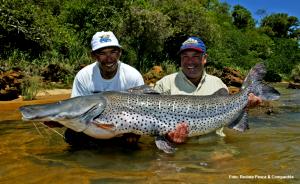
[71,31,144,97]
[65,31,145,148]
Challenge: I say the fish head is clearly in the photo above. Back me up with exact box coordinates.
[19,94,107,133]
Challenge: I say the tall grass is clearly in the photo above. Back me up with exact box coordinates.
[21,75,43,100]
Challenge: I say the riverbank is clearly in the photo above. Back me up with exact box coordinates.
[0,89,71,121]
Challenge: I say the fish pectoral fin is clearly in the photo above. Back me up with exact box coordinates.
[216,127,226,137]
[155,136,176,154]
[93,122,115,130]
[228,110,249,132]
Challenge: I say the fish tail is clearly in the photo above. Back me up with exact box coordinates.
[228,63,280,132]
[242,63,280,101]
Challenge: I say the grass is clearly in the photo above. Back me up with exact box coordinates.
[21,75,43,100]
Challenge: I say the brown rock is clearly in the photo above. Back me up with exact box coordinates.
[228,86,240,95]
[143,66,164,85]
[287,82,300,89]
[220,67,244,87]
[0,69,24,101]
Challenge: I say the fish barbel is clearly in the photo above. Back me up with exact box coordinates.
[19,63,280,153]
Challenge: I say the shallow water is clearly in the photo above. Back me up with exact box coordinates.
[0,84,299,184]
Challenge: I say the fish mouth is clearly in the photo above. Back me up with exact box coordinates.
[19,105,56,121]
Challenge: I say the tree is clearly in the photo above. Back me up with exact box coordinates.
[232,5,255,29]
[260,13,299,38]
[121,4,173,71]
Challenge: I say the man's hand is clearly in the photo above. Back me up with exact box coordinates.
[247,93,262,108]
[43,121,64,128]
[167,122,189,144]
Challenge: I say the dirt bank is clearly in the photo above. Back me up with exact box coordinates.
[0,89,71,121]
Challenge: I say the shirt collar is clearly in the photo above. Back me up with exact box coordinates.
[179,69,207,88]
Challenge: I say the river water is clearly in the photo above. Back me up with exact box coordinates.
[0,84,299,184]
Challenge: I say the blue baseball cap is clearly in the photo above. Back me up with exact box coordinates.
[179,37,206,54]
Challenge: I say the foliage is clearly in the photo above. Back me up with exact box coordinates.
[260,13,299,38]
[121,4,173,71]
[291,64,300,82]
[0,0,299,87]
[232,5,255,29]
[265,38,300,76]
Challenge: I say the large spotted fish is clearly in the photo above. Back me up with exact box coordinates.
[19,63,280,153]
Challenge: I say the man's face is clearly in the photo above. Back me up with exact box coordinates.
[180,50,206,84]
[93,47,121,78]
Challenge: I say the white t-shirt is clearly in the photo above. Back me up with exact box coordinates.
[71,61,144,97]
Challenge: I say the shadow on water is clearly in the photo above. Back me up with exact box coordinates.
[0,83,299,183]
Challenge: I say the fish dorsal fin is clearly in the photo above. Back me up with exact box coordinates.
[211,88,229,96]
[127,85,160,95]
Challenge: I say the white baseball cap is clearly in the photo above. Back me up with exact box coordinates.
[91,31,122,51]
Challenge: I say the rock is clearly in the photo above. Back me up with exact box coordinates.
[143,66,164,85]
[287,82,300,89]
[228,86,240,95]
[220,67,244,87]
[0,68,24,101]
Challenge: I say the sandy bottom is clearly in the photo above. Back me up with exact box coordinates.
[0,89,71,121]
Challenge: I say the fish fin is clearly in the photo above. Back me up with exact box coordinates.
[241,63,280,100]
[215,127,226,137]
[155,136,176,154]
[228,111,249,132]
[127,85,160,94]
[257,83,280,100]
[95,123,115,130]
[211,88,229,96]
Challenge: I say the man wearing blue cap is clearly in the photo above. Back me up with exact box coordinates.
[155,36,228,96]
[154,36,261,143]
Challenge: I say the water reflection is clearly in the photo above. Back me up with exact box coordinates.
[0,84,299,183]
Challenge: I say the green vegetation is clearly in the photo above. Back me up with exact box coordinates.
[1,0,299,88]
[291,64,300,82]
[21,75,43,100]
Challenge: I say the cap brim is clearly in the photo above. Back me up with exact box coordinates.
[177,47,204,55]
[92,44,122,51]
